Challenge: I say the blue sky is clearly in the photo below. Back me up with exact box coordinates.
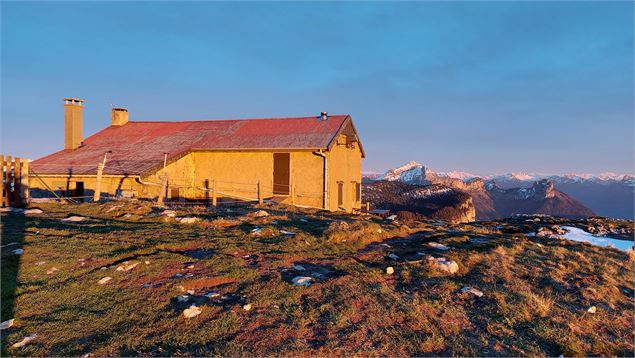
[1,1,633,174]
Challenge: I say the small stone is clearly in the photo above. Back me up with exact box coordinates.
[253,210,269,217]
[11,333,37,348]
[428,242,450,251]
[281,230,296,235]
[388,253,400,260]
[291,276,313,286]
[461,286,484,297]
[12,248,24,255]
[186,289,195,295]
[587,306,597,314]
[23,208,43,215]
[293,265,305,271]
[0,319,15,330]
[183,305,202,318]
[432,257,459,274]
[162,210,176,217]
[116,262,139,272]
[177,295,189,302]
[46,267,59,275]
[144,260,150,265]
[62,216,86,222]
[178,217,199,224]
[205,292,220,299]
[386,215,397,221]
[386,267,394,275]
[243,304,252,311]
[98,277,112,284]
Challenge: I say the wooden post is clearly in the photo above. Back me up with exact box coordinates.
[366,202,370,213]
[290,183,295,206]
[212,179,217,207]
[157,173,168,206]
[0,155,5,207]
[257,181,263,205]
[4,155,12,207]
[19,159,29,206]
[93,162,105,202]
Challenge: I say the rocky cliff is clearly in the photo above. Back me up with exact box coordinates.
[362,181,476,223]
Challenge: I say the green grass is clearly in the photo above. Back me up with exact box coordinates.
[1,201,633,356]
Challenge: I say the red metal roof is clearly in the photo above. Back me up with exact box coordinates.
[31,115,354,176]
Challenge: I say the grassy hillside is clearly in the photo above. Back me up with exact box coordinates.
[1,201,633,356]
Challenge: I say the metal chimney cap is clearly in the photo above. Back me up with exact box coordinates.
[318,111,328,120]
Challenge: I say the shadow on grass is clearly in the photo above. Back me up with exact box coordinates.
[1,213,26,354]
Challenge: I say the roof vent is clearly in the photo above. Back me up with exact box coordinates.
[318,111,328,121]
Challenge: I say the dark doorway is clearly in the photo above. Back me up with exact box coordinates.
[75,182,85,202]
[273,153,290,195]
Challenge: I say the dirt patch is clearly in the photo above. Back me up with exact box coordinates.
[181,277,237,291]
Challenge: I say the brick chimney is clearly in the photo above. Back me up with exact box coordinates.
[111,107,128,126]
[64,98,84,150]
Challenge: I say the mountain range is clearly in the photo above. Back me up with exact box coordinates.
[363,161,632,220]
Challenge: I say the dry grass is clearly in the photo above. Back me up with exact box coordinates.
[1,201,633,357]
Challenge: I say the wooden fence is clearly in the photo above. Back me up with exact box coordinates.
[1,155,29,207]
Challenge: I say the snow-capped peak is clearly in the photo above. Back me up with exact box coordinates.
[379,161,425,183]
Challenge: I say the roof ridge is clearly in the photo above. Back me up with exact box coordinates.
[126,115,349,124]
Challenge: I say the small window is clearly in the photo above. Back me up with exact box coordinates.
[170,188,180,200]
[337,182,344,207]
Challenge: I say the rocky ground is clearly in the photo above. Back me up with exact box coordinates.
[1,201,633,356]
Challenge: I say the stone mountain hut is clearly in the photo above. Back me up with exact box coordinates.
[31,99,365,212]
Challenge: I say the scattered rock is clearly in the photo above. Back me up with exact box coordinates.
[386,215,397,221]
[388,253,400,260]
[461,286,484,297]
[177,217,199,224]
[253,210,269,217]
[428,242,450,251]
[251,227,263,235]
[293,265,305,271]
[386,266,395,275]
[291,276,313,286]
[243,304,252,311]
[281,230,296,235]
[98,277,112,285]
[429,257,459,274]
[177,295,189,302]
[46,267,59,275]
[12,248,24,255]
[144,260,150,265]
[105,205,123,213]
[587,306,597,314]
[205,292,220,299]
[62,216,87,222]
[162,210,176,217]
[183,305,202,318]
[23,208,43,215]
[0,319,15,330]
[11,333,37,348]
[116,262,139,272]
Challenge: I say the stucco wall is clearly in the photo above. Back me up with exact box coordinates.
[326,136,363,212]
[31,147,361,211]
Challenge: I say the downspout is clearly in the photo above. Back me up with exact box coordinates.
[312,150,328,209]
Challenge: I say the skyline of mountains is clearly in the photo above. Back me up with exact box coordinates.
[364,161,634,220]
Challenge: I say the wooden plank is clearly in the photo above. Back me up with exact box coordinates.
[0,155,5,207]
[20,159,30,206]
[4,155,12,206]
[13,158,21,206]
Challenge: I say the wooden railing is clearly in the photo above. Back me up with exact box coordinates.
[1,154,29,207]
